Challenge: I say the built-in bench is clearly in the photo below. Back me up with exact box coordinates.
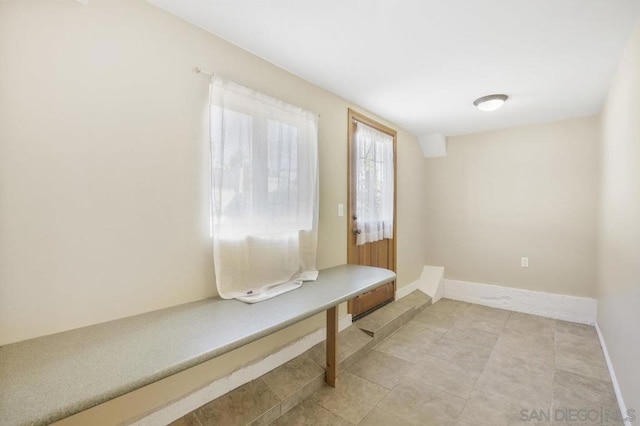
[0,264,395,426]
[168,290,432,425]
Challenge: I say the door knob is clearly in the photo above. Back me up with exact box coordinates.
[352,228,361,235]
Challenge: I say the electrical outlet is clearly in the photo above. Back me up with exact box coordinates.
[521,257,529,268]
[337,204,344,217]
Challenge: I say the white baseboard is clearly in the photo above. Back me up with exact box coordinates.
[396,266,444,303]
[135,314,353,426]
[443,279,597,324]
[595,323,632,425]
[395,279,422,300]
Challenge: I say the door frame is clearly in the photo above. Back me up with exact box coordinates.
[346,108,398,314]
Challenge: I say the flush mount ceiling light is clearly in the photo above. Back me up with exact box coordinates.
[473,94,508,112]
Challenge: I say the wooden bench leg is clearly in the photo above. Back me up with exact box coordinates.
[325,306,338,387]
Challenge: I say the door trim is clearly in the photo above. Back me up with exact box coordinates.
[346,108,398,315]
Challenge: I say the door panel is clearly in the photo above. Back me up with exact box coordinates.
[351,282,394,317]
[377,239,388,269]
[347,109,397,319]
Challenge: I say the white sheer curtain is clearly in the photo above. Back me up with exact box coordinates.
[353,121,394,246]
[210,76,319,303]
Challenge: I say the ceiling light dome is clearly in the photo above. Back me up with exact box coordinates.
[473,94,508,112]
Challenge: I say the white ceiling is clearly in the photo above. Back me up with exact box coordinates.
[149,0,640,136]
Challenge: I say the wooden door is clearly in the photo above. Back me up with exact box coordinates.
[347,109,397,320]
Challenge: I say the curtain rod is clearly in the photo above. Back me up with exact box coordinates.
[194,67,214,77]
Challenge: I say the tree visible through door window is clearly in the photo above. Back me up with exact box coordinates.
[352,121,394,245]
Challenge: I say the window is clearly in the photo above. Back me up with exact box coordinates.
[209,77,319,302]
[352,121,395,245]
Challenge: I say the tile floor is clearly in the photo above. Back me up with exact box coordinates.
[175,299,623,425]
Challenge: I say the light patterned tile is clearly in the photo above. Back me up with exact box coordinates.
[474,352,554,407]
[270,399,352,426]
[356,291,430,337]
[169,413,202,426]
[194,379,280,426]
[555,331,610,382]
[490,338,555,372]
[555,329,604,356]
[501,325,556,350]
[550,405,623,426]
[377,379,466,426]
[248,404,281,426]
[443,322,500,349]
[455,305,509,333]
[308,325,374,370]
[262,353,324,401]
[553,370,617,407]
[309,372,388,424]
[504,312,556,337]
[428,298,470,315]
[459,304,510,333]
[376,321,444,362]
[555,351,611,383]
[186,301,622,426]
[348,350,415,389]
[412,299,469,331]
[358,407,414,426]
[280,374,324,414]
[411,354,481,399]
[555,321,598,340]
[428,337,493,371]
[410,310,457,332]
[459,388,551,426]
[494,328,555,371]
[552,370,621,426]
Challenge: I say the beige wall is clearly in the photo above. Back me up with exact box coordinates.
[0,1,426,422]
[598,19,640,413]
[10,0,638,421]
[0,0,425,345]
[424,117,600,297]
